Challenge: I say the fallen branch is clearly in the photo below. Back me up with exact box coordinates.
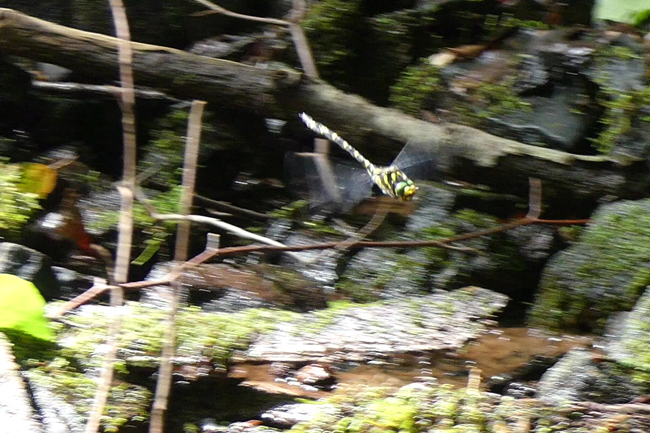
[0,8,647,199]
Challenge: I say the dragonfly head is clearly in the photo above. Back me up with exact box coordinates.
[395,179,418,201]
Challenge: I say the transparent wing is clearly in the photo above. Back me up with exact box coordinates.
[390,139,441,182]
[284,152,373,213]
[285,153,372,213]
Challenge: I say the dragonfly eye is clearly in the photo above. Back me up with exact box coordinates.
[395,181,418,201]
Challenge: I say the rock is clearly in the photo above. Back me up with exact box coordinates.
[268,362,292,379]
[530,199,650,332]
[246,287,508,362]
[141,262,327,312]
[604,288,650,396]
[537,347,639,405]
[50,266,94,301]
[261,403,335,429]
[294,364,335,388]
[0,242,60,300]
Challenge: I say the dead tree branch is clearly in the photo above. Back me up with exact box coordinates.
[0,8,646,199]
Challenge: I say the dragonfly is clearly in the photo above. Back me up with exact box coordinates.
[290,112,436,212]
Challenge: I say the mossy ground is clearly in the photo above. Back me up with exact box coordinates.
[54,302,301,372]
[288,379,649,433]
[14,302,302,430]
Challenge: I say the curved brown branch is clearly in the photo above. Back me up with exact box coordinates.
[51,212,588,317]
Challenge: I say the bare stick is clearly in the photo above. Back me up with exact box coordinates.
[527,178,542,219]
[189,0,319,79]
[32,81,178,101]
[150,100,206,433]
[132,188,308,263]
[53,176,589,317]
[191,0,290,26]
[51,212,588,317]
[84,0,135,431]
[288,0,319,78]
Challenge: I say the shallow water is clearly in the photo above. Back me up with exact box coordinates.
[232,327,591,398]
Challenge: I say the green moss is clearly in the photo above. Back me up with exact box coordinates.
[530,200,650,331]
[298,300,358,333]
[467,78,532,125]
[614,291,650,390]
[0,161,40,238]
[301,0,363,88]
[590,46,650,154]
[390,59,442,116]
[55,302,301,372]
[290,383,512,433]
[268,200,310,220]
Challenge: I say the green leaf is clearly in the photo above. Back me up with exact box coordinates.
[0,274,54,342]
[593,0,650,24]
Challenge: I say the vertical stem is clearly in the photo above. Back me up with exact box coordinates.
[84,1,135,432]
[149,101,206,433]
[174,101,206,262]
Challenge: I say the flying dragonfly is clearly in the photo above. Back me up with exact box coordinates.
[288,113,437,213]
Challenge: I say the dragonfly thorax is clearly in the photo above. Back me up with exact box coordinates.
[371,166,418,201]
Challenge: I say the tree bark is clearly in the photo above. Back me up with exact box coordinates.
[0,7,648,201]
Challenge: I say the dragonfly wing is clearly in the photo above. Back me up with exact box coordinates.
[390,139,442,182]
[332,162,374,212]
[284,152,373,213]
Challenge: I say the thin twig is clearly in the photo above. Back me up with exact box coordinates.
[527,178,542,219]
[288,0,319,78]
[32,81,178,101]
[84,0,135,431]
[197,195,269,221]
[189,0,319,78]
[50,213,588,316]
[53,176,589,317]
[133,187,307,263]
[150,100,206,433]
[191,0,290,26]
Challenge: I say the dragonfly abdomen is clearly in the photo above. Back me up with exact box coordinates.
[298,112,418,203]
[299,113,377,173]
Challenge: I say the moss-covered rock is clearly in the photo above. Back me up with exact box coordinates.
[608,288,650,392]
[288,378,650,433]
[55,302,300,373]
[246,287,508,363]
[529,199,650,332]
[538,290,650,405]
[537,347,640,405]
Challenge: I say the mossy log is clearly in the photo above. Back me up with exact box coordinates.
[0,7,649,200]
